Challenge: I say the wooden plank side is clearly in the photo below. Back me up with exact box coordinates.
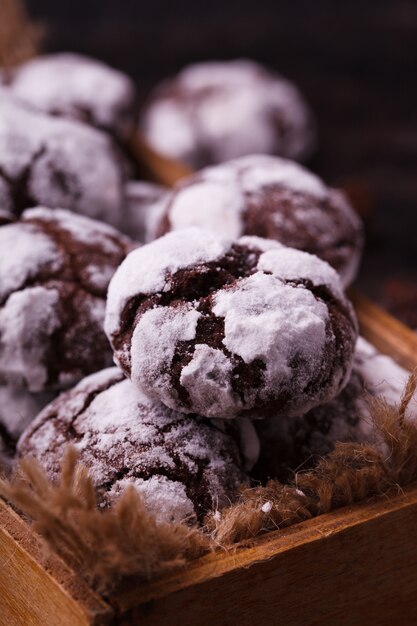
[0,499,113,626]
[130,135,192,186]
[351,291,417,371]
[112,484,417,626]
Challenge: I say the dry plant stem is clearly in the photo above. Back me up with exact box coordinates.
[1,374,417,588]
[210,372,417,546]
[0,448,210,592]
[207,483,314,547]
[0,0,41,67]
[368,368,417,484]
[296,443,391,512]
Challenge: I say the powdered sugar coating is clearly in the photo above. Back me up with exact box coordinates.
[257,246,344,299]
[0,287,61,390]
[213,272,328,392]
[0,385,56,441]
[5,53,137,141]
[354,337,409,407]
[17,368,247,523]
[123,180,167,242]
[165,180,245,240]
[0,224,61,302]
[0,91,129,228]
[140,60,316,168]
[180,344,236,418]
[131,305,201,407]
[253,336,410,481]
[106,228,357,419]
[105,227,231,338]
[156,155,363,287]
[0,207,131,391]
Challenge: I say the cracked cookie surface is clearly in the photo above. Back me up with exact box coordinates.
[155,155,363,287]
[0,207,131,391]
[105,228,357,419]
[17,367,247,523]
[0,91,129,228]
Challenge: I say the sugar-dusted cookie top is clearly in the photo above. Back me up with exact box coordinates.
[140,59,315,168]
[17,367,247,523]
[0,91,130,228]
[0,207,131,391]
[4,53,137,142]
[106,228,357,419]
[154,155,363,287]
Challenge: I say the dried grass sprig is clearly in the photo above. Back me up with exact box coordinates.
[0,447,210,592]
[207,481,313,546]
[0,0,42,68]
[2,373,417,588]
[210,372,417,546]
[368,369,417,484]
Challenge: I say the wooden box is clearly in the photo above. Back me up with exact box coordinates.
[2,146,417,625]
[1,295,417,626]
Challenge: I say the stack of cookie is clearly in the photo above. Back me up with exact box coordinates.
[0,53,408,526]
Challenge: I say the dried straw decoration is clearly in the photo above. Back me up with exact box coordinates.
[0,0,41,68]
[1,372,417,592]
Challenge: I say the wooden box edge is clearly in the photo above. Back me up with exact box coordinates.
[1,296,417,625]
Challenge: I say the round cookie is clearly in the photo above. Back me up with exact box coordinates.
[0,207,131,392]
[4,53,138,143]
[155,155,363,287]
[140,59,315,168]
[124,180,168,243]
[17,368,247,523]
[252,336,409,482]
[0,91,130,228]
[252,370,369,483]
[105,228,358,419]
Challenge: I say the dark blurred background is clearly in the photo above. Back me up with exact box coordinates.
[25,0,417,324]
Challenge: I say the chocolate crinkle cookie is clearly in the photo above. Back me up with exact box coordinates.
[140,59,316,168]
[155,155,363,288]
[2,53,138,143]
[252,336,409,482]
[0,91,130,228]
[17,368,247,524]
[0,207,132,392]
[105,228,358,420]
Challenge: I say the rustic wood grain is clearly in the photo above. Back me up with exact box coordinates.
[351,290,417,372]
[0,499,113,626]
[130,134,192,187]
[110,483,417,626]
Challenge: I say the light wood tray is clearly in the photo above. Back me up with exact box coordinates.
[2,282,417,626]
[2,143,417,626]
